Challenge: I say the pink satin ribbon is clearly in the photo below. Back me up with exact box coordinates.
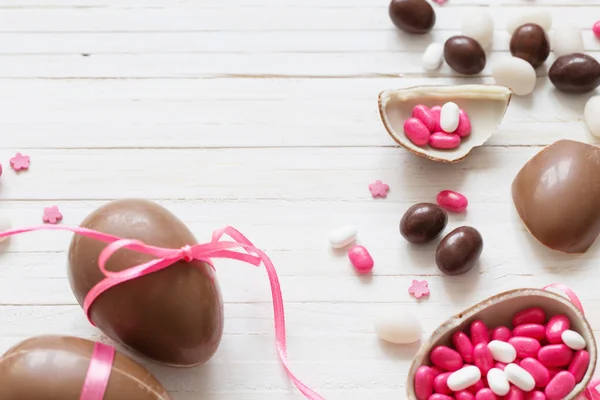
[0,224,324,400]
[543,283,599,399]
[79,342,116,400]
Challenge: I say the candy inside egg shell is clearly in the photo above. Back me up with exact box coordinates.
[378,85,512,163]
[405,288,597,400]
[0,335,171,400]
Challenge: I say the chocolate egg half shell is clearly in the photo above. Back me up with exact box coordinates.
[68,199,224,366]
[512,140,600,254]
[405,289,597,400]
[0,336,171,400]
[378,85,511,163]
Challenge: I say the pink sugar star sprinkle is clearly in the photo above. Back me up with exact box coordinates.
[368,180,389,198]
[43,206,63,224]
[409,280,430,299]
[10,152,30,171]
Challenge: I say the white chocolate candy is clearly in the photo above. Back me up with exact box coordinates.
[552,24,584,57]
[562,329,586,350]
[488,340,517,363]
[374,309,422,344]
[492,56,537,96]
[487,368,510,396]
[448,365,482,392]
[584,96,600,137]
[328,224,357,248]
[422,43,444,71]
[0,217,11,243]
[461,10,494,49]
[507,10,552,34]
[504,363,536,392]
[440,102,460,133]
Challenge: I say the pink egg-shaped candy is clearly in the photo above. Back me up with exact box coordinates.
[455,109,471,138]
[505,387,524,400]
[412,105,436,132]
[475,388,498,400]
[453,331,475,363]
[437,190,468,213]
[508,336,541,359]
[456,390,475,400]
[468,379,485,394]
[546,315,570,344]
[593,21,600,39]
[415,366,436,400]
[513,324,546,341]
[429,395,454,400]
[524,391,547,400]
[431,346,464,371]
[473,343,494,375]
[538,344,573,368]
[431,105,442,132]
[429,132,461,149]
[520,357,550,388]
[568,349,590,383]
[547,368,561,379]
[471,320,489,345]
[493,362,507,370]
[431,366,444,378]
[544,371,575,400]
[404,117,431,146]
[513,308,546,326]
[434,372,453,395]
[347,245,373,274]
[491,326,512,342]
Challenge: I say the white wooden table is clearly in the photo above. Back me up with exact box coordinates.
[0,0,599,398]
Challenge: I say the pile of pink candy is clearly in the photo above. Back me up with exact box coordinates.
[404,103,471,149]
[414,307,590,400]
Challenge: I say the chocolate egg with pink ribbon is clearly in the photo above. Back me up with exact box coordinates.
[0,335,170,399]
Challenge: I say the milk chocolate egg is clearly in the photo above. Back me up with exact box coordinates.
[548,54,600,94]
[509,23,550,68]
[0,336,170,400]
[389,0,435,34]
[444,36,486,75]
[68,199,224,366]
[512,140,600,254]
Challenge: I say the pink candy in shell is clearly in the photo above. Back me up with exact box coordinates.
[526,391,547,400]
[453,331,475,363]
[414,366,435,400]
[473,343,494,374]
[347,245,373,274]
[509,336,541,359]
[412,104,436,132]
[504,386,524,400]
[430,346,463,371]
[538,344,573,368]
[455,109,472,138]
[437,190,468,213]
[470,320,489,345]
[520,357,551,388]
[430,395,454,400]
[594,21,600,39]
[475,388,497,400]
[514,307,546,326]
[546,315,570,344]
[513,324,546,341]
[491,326,512,342]
[431,105,442,132]
[568,349,590,382]
[430,132,461,149]
[545,371,575,400]
[434,372,453,395]
[456,390,475,400]
[404,117,430,146]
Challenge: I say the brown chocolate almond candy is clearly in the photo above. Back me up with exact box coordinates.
[0,336,170,400]
[435,226,483,275]
[510,23,550,68]
[400,203,448,244]
[444,36,487,75]
[68,199,224,366]
[389,0,435,34]
[512,140,600,254]
[549,53,600,94]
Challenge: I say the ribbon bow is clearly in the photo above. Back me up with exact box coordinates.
[0,224,325,400]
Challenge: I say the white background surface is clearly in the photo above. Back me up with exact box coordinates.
[0,0,599,398]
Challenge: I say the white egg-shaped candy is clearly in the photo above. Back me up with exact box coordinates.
[328,224,357,248]
[488,340,517,363]
[374,310,422,344]
[461,10,494,49]
[487,368,510,396]
[507,10,552,34]
[492,56,537,96]
[448,365,482,391]
[440,102,460,133]
[562,330,586,350]
[504,363,536,392]
[0,217,11,243]
[552,24,584,57]
[423,43,444,71]
[584,96,600,137]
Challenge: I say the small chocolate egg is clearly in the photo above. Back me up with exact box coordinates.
[68,199,224,367]
[549,54,600,94]
[0,336,171,400]
[400,203,448,244]
[435,226,483,275]
[444,36,487,75]
[509,23,550,68]
[389,0,436,34]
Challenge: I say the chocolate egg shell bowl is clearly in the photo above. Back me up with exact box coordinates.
[378,85,512,163]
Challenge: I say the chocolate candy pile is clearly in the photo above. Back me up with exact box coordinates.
[414,308,590,400]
